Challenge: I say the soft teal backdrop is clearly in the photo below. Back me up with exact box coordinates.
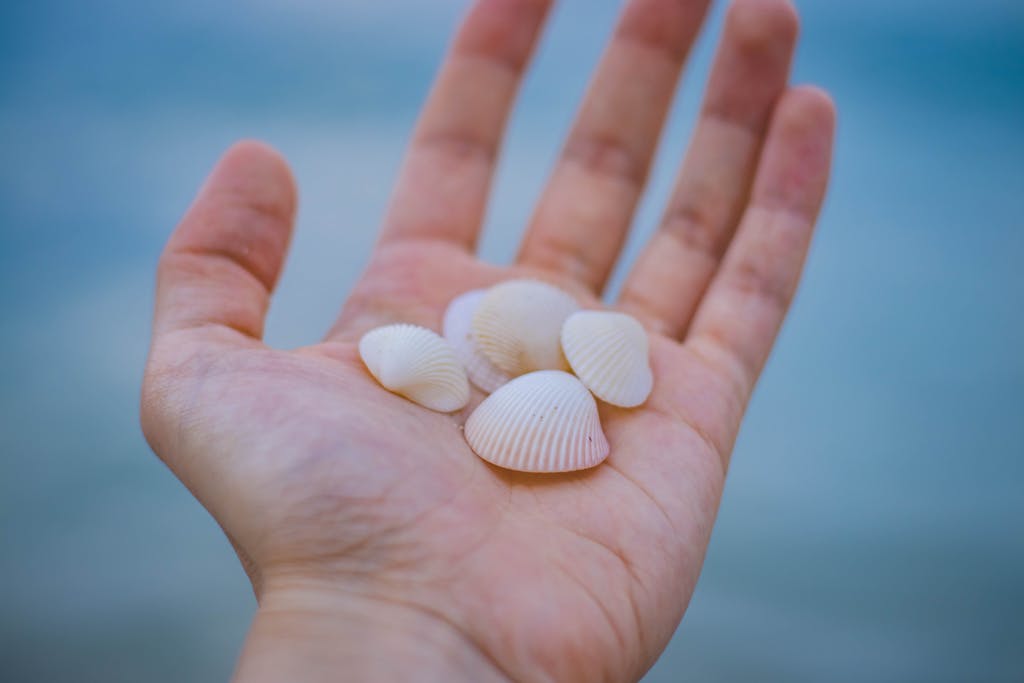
[2,1,1022,680]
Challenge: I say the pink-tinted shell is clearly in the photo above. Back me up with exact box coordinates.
[442,289,512,393]
[464,370,609,473]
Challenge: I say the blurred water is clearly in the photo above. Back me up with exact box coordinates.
[1,1,1022,681]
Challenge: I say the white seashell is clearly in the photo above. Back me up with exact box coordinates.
[464,370,609,473]
[359,324,470,412]
[471,279,579,377]
[561,311,652,408]
[442,289,512,393]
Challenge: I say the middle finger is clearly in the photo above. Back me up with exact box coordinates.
[516,0,711,291]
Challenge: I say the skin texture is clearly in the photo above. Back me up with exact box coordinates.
[140,0,835,681]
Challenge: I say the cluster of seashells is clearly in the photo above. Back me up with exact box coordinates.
[358,279,653,473]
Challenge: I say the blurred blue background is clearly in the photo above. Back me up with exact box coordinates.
[2,0,1022,680]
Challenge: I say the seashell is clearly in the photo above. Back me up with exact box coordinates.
[561,311,652,408]
[442,289,512,393]
[464,370,609,472]
[359,324,470,412]
[471,279,579,377]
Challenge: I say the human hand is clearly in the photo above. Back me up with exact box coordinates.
[141,0,834,680]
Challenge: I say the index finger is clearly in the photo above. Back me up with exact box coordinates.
[377,0,554,250]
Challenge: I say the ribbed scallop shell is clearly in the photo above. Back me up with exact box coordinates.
[464,370,609,472]
[561,311,652,408]
[470,279,579,377]
[442,289,512,393]
[359,324,470,412]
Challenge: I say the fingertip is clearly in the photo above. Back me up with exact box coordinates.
[779,85,837,136]
[222,138,292,175]
[171,138,299,290]
[771,85,836,169]
[748,85,836,218]
[154,140,300,339]
[726,0,800,53]
[206,139,298,223]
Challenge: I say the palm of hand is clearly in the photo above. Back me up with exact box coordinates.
[143,1,833,680]
[151,242,740,681]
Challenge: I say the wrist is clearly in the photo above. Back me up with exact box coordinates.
[232,576,507,682]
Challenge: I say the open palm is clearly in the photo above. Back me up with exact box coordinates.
[142,1,834,681]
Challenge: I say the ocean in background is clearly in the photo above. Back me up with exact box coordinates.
[1,1,1022,680]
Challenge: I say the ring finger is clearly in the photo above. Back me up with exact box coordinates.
[619,0,799,337]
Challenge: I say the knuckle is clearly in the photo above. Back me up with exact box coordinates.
[563,132,645,186]
[661,199,726,260]
[525,231,595,283]
[725,256,791,310]
[414,129,497,168]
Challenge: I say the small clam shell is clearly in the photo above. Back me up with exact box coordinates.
[471,279,579,376]
[561,311,652,408]
[442,289,512,394]
[359,324,470,412]
[464,370,609,472]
